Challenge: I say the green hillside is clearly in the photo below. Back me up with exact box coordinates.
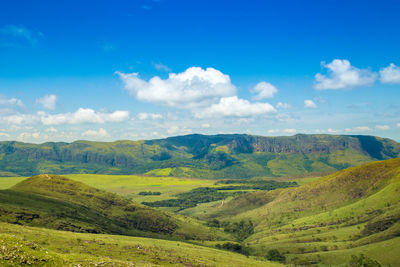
[200,158,400,266]
[0,222,280,266]
[0,134,399,178]
[0,174,228,241]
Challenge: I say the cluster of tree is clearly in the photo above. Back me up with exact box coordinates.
[215,242,250,255]
[142,187,232,209]
[265,249,286,262]
[207,219,254,241]
[349,254,381,267]
[215,179,298,190]
[138,191,161,196]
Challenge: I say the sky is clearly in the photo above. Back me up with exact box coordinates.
[0,0,400,143]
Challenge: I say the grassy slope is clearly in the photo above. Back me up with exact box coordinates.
[0,222,280,266]
[0,174,229,242]
[202,158,400,266]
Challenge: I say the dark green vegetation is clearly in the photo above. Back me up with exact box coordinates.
[143,180,296,210]
[1,133,399,178]
[0,174,227,241]
[138,191,161,195]
[200,158,400,266]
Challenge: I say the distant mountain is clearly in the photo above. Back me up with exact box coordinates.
[0,134,399,178]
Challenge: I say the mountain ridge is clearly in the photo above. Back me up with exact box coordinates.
[0,133,399,178]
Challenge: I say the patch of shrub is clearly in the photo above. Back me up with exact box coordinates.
[349,254,381,267]
[265,249,286,262]
[138,191,161,196]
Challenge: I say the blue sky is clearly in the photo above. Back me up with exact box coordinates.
[0,0,399,142]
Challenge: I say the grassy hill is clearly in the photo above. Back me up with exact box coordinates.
[0,133,399,178]
[0,222,280,266]
[0,174,229,241]
[200,158,400,266]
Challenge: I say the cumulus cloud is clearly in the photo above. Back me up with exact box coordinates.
[37,94,58,110]
[201,123,210,128]
[137,112,163,120]
[0,114,38,125]
[82,128,110,138]
[117,67,236,109]
[304,99,317,109]
[39,108,129,125]
[276,102,291,109]
[17,131,41,141]
[0,96,24,108]
[167,125,192,136]
[375,125,390,130]
[397,123,400,128]
[251,81,278,100]
[380,63,400,83]
[314,59,377,90]
[194,96,276,118]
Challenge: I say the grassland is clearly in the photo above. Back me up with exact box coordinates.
[64,174,217,204]
[0,222,280,266]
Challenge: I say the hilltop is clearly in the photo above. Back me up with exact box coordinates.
[0,174,228,241]
[0,133,399,178]
[201,158,400,265]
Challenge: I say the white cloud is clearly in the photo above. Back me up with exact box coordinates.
[267,129,280,134]
[82,128,110,138]
[37,94,58,110]
[304,99,317,109]
[327,128,340,133]
[194,96,276,118]
[314,59,377,90]
[353,126,372,132]
[251,81,278,100]
[0,114,38,125]
[201,123,210,128]
[0,132,10,138]
[276,102,291,109]
[17,131,41,141]
[153,62,171,72]
[282,128,297,134]
[0,96,24,108]
[167,126,192,136]
[137,112,163,120]
[375,125,390,130]
[45,127,58,133]
[380,63,400,83]
[39,108,129,125]
[397,123,400,128]
[117,67,236,109]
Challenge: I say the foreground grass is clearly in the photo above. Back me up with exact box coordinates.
[0,222,279,266]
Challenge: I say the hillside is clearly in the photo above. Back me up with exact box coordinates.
[0,222,280,266]
[0,174,229,241]
[201,158,400,265]
[0,134,399,178]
